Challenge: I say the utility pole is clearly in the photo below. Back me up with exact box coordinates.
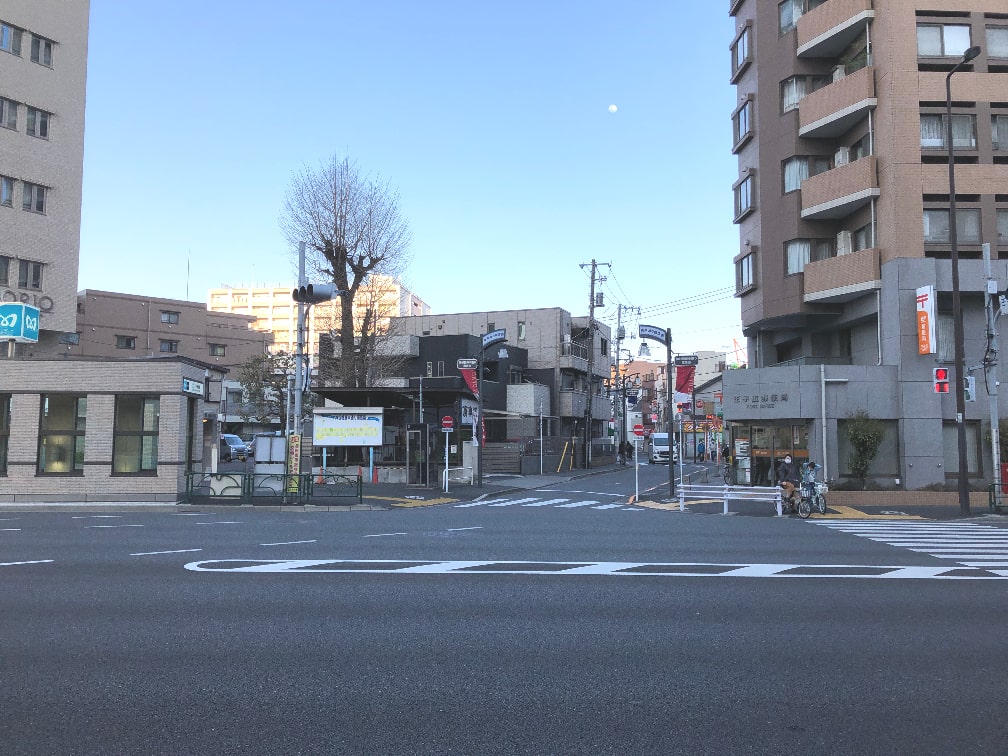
[579,260,610,469]
[983,242,1002,496]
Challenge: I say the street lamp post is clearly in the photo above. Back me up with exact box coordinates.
[476,329,506,488]
[638,324,674,497]
[946,45,981,516]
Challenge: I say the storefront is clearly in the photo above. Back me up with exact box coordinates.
[725,421,809,486]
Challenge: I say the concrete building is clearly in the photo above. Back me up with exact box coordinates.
[725,0,1008,489]
[208,276,430,356]
[63,290,272,368]
[0,0,89,346]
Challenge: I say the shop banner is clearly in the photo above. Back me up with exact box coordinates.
[916,285,936,355]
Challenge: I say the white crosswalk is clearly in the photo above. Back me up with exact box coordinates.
[455,495,643,511]
[813,520,1008,567]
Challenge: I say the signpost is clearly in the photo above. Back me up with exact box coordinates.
[441,415,453,492]
[0,303,40,357]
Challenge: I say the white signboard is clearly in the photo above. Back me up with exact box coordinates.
[461,398,478,426]
[313,408,384,447]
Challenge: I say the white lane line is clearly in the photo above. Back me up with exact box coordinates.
[193,521,242,525]
[172,512,217,516]
[556,500,597,508]
[522,498,570,507]
[85,524,145,529]
[363,532,408,538]
[1,560,54,567]
[131,549,204,556]
[0,517,21,521]
[2,528,21,531]
[72,515,123,519]
[261,540,317,546]
[446,527,483,532]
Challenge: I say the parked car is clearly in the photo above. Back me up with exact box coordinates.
[220,434,249,462]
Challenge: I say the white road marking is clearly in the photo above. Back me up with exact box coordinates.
[592,504,624,510]
[1,560,54,567]
[2,528,21,531]
[522,498,570,507]
[72,515,123,519]
[193,521,242,525]
[363,532,408,538]
[555,500,597,508]
[261,540,318,546]
[813,520,1008,566]
[183,558,1008,579]
[130,549,204,556]
[85,524,145,529]
[488,497,541,507]
[446,527,483,532]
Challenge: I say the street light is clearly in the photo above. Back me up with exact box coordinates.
[946,44,981,515]
[476,329,506,487]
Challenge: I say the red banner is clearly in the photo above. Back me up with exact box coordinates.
[460,368,479,397]
[675,366,695,394]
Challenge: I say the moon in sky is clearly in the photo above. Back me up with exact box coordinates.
[608,104,618,113]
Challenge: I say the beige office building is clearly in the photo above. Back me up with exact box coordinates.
[208,275,430,355]
[0,0,89,343]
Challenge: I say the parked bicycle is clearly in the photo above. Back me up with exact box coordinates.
[722,461,733,485]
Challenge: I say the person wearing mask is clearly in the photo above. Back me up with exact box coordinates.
[777,454,799,506]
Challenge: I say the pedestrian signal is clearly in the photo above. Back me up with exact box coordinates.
[933,367,950,394]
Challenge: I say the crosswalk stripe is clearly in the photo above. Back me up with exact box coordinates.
[555,500,597,508]
[487,497,541,507]
[522,498,570,507]
[814,520,1008,565]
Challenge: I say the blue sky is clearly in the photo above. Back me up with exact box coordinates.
[78,1,743,359]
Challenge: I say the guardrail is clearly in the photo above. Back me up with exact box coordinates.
[184,472,362,506]
[678,483,784,516]
[443,466,474,488]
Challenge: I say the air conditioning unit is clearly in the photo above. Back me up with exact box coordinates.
[834,147,850,167]
[836,230,853,256]
[832,65,846,83]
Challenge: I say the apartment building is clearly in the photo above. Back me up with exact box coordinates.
[0,1,89,346]
[208,275,430,356]
[724,0,1008,489]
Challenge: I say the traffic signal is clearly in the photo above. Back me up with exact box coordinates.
[964,375,976,402]
[291,284,340,303]
[933,367,950,394]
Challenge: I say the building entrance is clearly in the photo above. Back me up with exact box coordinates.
[726,422,809,486]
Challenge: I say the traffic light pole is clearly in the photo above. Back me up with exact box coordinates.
[983,243,1002,492]
[294,242,306,437]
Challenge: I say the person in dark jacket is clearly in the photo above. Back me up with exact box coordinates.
[777,455,799,504]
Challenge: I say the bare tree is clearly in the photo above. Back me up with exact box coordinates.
[235,351,309,424]
[280,156,412,388]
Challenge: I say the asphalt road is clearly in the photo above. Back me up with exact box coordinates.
[2,504,1007,755]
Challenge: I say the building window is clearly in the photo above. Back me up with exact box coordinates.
[994,115,1008,150]
[986,26,1008,58]
[785,239,834,275]
[998,209,1008,245]
[112,396,159,474]
[920,113,977,149]
[917,24,972,57]
[731,26,750,80]
[780,75,828,114]
[25,107,49,139]
[116,335,136,350]
[0,393,9,476]
[923,208,981,244]
[160,310,180,324]
[732,99,752,150]
[852,222,875,251]
[38,394,86,475]
[779,0,803,34]
[736,253,755,293]
[517,321,526,340]
[159,339,178,353]
[0,175,12,206]
[18,259,42,290]
[734,175,754,221]
[0,97,16,130]
[783,156,831,193]
[21,182,46,213]
[29,34,52,66]
[0,255,8,286]
[209,343,226,357]
[849,133,872,161]
[0,22,22,56]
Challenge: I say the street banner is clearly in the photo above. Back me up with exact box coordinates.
[916,285,936,355]
[460,367,479,397]
[286,434,301,493]
[674,365,695,405]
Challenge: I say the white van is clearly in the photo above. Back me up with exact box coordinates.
[649,433,678,464]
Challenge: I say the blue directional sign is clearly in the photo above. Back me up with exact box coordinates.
[0,303,40,343]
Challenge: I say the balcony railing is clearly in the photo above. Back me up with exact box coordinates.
[801,156,880,220]
[797,0,875,59]
[799,66,876,139]
[803,247,881,303]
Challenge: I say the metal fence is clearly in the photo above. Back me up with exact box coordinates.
[184,472,362,506]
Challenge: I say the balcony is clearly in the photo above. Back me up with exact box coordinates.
[799,66,876,139]
[801,156,880,220]
[797,0,875,59]
[803,247,881,303]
